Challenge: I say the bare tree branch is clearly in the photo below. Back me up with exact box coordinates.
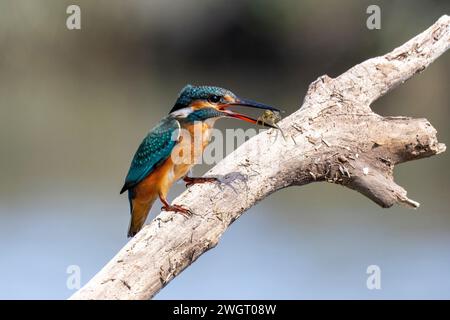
[70,15,449,300]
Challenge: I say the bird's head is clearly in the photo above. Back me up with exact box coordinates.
[169,85,280,128]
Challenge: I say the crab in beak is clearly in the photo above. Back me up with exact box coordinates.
[218,97,281,128]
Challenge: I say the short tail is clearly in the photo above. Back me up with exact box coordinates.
[127,192,158,238]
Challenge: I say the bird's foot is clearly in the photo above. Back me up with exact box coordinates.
[183,176,219,188]
[161,204,192,218]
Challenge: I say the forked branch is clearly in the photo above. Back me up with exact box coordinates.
[70,15,449,300]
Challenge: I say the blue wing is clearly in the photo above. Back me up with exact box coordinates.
[120,116,180,194]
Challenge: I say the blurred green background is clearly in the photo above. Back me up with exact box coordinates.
[0,0,449,299]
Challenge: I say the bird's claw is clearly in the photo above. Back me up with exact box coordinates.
[161,204,192,218]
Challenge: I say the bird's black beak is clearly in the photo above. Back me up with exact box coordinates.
[219,98,281,128]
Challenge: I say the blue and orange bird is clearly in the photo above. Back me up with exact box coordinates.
[120,85,280,237]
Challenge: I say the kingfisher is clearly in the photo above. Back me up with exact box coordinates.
[120,85,280,237]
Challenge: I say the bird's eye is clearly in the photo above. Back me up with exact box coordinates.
[208,95,221,103]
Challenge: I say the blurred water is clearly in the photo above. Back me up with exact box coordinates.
[1,182,450,299]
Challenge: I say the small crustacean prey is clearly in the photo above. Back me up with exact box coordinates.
[256,110,287,141]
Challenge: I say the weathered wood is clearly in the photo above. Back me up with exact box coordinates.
[70,15,449,300]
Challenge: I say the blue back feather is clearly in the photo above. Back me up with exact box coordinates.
[120,116,180,194]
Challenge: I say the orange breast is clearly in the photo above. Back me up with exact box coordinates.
[170,120,215,177]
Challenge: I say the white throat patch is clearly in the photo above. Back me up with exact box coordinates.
[170,107,193,118]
